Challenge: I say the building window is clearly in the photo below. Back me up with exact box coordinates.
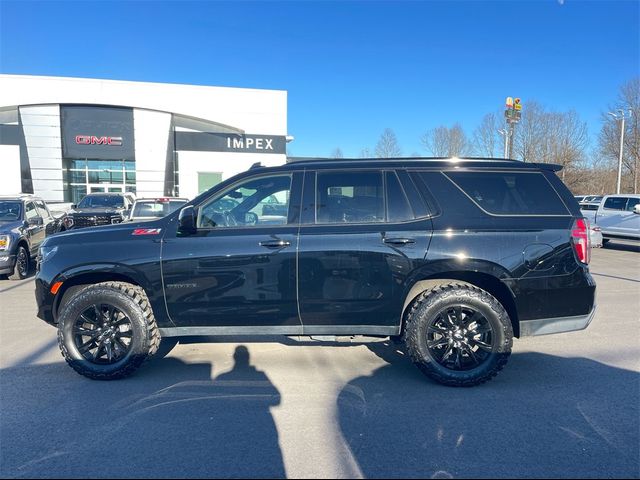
[64,158,135,203]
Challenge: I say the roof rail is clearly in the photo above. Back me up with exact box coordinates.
[286,156,522,164]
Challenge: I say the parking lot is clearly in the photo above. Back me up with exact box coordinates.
[1,243,638,479]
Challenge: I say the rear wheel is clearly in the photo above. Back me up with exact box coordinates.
[404,282,513,387]
[8,245,30,280]
[57,281,160,380]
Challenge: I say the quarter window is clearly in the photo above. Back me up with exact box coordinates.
[316,171,384,224]
[445,171,570,215]
[198,175,291,228]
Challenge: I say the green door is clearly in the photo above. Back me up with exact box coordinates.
[198,172,223,194]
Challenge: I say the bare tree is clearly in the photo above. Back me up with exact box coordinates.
[512,101,549,163]
[375,128,402,158]
[421,123,470,157]
[545,110,589,184]
[473,113,500,157]
[598,77,640,193]
[331,147,344,158]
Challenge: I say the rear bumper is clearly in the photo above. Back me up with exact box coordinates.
[519,305,597,336]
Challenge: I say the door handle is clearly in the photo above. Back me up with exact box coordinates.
[383,237,416,246]
[259,239,291,249]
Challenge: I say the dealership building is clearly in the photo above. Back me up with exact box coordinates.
[0,75,289,203]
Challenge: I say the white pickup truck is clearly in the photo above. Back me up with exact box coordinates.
[583,194,640,244]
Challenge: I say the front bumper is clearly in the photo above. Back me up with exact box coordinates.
[0,253,16,275]
[519,305,597,336]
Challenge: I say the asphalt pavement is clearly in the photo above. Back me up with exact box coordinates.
[1,242,639,478]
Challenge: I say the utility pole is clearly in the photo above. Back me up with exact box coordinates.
[608,109,633,194]
[504,97,522,159]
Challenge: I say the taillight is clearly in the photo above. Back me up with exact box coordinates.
[572,218,590,264]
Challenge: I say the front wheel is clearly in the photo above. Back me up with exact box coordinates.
[404,283,513,387]
[8,245,30,280]
[57,282,160,380]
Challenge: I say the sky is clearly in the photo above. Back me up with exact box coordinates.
[0,0,638,158]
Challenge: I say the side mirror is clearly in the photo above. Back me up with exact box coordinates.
[28,217,43,226]
[178,206,197,235]
[633,204,640,215]
[71,204,77,209]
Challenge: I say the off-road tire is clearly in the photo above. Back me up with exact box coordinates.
[57,281,160,380]
[404,282,513,387]
[8,245,30,280]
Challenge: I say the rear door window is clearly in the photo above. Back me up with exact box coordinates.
[385,171,414,223]
[316,171,384,224]
[444,171,570,216]
[626,198,640,211]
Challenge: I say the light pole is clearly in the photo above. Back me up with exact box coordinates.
[498,129,510,159]
[608,109,633,194]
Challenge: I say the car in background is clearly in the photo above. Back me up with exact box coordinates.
[592,194,640,245]
[128,197,189,222]
[583,195,603,203]
[574,195,587,203]
[62,193,133,230]
[0,194,62,280]
[590,224,603,248]
[580,201,601,223]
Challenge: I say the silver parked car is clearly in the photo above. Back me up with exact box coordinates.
[128,197,189,221]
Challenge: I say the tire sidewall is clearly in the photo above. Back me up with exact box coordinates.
[409,287,512,384]
[59,286,151,377]
[11,246,29,280]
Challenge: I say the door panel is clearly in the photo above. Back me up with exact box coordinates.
[297,225,430,331]
[297,170,432,333]
[162,227,299,328]
[161,172,303,329]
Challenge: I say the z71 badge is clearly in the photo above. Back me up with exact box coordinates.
[132,228,162,236]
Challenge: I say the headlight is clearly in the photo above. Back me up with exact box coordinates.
[39,245,58,264]
[63,216,74,228]
[0,235,10,251]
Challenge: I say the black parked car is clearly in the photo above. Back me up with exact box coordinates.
[35,158,596,386]
[62,193,133,230]
[0,194,62,280]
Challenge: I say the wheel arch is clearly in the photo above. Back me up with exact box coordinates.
[53,270,143,321]
[401,271,520,338]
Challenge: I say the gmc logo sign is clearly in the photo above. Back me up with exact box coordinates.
[75,135,123,146]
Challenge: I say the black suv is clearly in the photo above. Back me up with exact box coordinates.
[35,158,596,386]
[0,194,62,280]
[62,192,133,230]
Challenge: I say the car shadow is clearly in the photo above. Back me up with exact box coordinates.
[0,346,284,479]
[336,341,640,478]
[602,241,640,253]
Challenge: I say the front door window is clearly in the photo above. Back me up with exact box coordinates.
[198,175,292,228]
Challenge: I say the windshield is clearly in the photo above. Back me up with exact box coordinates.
[0,201,22,221]
[132,200,187,218]
[77,195,124,209]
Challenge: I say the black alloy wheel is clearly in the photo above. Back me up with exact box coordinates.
[426,305,494,371]
[73,304,133,364]
[404,282,513,387]
[9,246,30,280]
[57,281,160,380]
